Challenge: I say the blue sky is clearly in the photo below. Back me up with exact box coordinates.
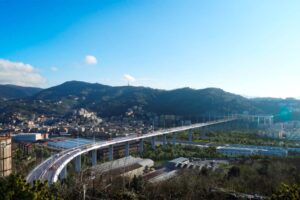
[0,0,300,98]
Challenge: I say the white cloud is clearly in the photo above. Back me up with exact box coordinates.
[124,74,136,84]
[0,59,47,87]
[85,55,97,65]
[50,66,58,72]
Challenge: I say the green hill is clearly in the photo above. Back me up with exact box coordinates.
[0,84,42,99]
[0,81,299,121]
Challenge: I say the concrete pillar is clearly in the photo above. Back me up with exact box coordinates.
[257,117,260,125]
[162,134,167,147]
[109,145,113,161]
[188,130,193,143]
[172,133,176,145]
[151,136,156,150]
[59,166,67,179]
[125,141,130,157]
[139,139,144,154]
[270,117,273,125]
[75,155,81,173]
[92,150,97,166]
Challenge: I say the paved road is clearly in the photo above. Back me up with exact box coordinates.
[26,119,235,184]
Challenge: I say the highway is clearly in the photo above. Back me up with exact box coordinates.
[26,118,235,184]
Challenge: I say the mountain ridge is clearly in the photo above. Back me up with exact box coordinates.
[0,81,299,121]
[0,84,42,99]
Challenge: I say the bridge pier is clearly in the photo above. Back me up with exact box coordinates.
[270,117,274,125]
[109,145,114,161]
[172,133,176,145]
[188,130,193,143]
[92,150,97,166]
[139,139,144,154]
[59,166,67,180]
[151,136,156,150]
[125,141,130,157]
[75,155,81,173]
[162,134,167,147]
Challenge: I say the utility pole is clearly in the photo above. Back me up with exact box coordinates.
[83,184,86,200]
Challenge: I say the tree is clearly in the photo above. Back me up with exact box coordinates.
[200,167,209,176]
[227,166,240,179]
[129,175,144,193]
[0,174,62,200]
[271,183,300,200]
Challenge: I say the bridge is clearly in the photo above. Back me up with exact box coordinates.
[26,118,237,184]
[236,114,274,125]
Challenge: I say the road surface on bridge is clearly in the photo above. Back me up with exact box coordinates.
[26,118,235,184]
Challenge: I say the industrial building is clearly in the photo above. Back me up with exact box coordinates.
[0,136,12,177]
[48,137,95,149]
[13,133,48,142]
[148,169,177,183]
[217,145,288,157]
[89,156,154,178]
[167,157,229,171]
[167,157,189,170]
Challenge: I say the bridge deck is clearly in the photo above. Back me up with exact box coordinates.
[26,118,235,184]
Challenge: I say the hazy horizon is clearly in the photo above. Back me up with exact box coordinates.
[1,80,300,100]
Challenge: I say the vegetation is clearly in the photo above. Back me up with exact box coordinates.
[13,144,53,176]
[271,183,300,200]
[0,85,42,99]
[5,155,300,199]
[10,157,299,199]
[1,81,300,120]
[192,129,300,147]
[141,143,222,162]
[0,174,62,200]
[71,157,300,199]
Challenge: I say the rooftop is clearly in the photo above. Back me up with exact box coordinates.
[168,157,189,164]
[0,136,11,141]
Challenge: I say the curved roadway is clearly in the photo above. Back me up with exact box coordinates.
[26,119,235,184]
